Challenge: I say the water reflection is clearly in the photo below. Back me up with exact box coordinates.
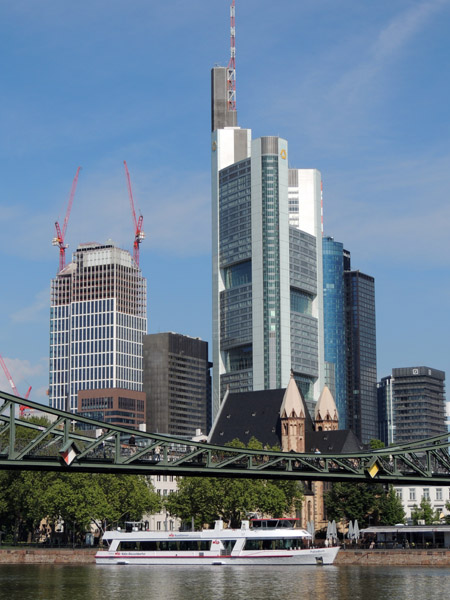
[1,565,450,600]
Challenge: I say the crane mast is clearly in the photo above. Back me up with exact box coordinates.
[52,166,81,272]
[123,160,145,267]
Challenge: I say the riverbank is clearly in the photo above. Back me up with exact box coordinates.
[335,548,450,566]
[1,547,450,565]
[0,548,97,564]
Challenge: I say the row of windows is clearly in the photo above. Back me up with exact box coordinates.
[72,300,114,314]
[396,488,448,502]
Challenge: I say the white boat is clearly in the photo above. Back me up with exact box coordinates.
[96,518,339,566]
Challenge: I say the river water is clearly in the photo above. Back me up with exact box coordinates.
[1,564,449,600]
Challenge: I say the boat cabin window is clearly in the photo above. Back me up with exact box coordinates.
[251,519,298,529]
[244,538,305,551]
[116,540,211,552]
[124,521,148,532]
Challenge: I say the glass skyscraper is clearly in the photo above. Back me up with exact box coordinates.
[49,241,147,412]
[322,236,347,428]
[344,266,378,443]
[211,67,324,418]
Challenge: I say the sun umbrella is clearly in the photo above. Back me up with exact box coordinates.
[331,520,337,539]
[348,520,354,539]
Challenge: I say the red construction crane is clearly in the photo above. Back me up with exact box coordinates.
[0,354,31,417]
[123,160,145,266]
[52,166,81,272]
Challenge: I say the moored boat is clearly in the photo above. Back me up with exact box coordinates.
[96,518,339,566]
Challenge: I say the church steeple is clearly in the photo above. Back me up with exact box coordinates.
[314,385,339,431]
[280,372,308,452]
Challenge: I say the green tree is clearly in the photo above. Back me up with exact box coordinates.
[324,482,382,526]
[377,486,405,525]
[369,439,386,450]
[411,497,436,525]
[0,470,161,543]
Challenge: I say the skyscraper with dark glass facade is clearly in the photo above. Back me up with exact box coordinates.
[344,263,378,444]
[322,236,347,428]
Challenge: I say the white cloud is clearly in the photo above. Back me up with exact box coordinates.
[374,0,449,61]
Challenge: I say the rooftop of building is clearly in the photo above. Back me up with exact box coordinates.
[208,384,364,454]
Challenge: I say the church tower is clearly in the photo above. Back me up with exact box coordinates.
[280,373,308,453]
[314,385,339,432]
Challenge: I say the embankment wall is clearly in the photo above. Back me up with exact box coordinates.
[335,549,450,566]
[0,549,96,564]
[1,548,450,566]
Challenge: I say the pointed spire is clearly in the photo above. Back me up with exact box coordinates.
[315,385,339,424]
[280,371,307,419]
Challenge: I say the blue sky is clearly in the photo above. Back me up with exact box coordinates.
[1,0,450,404]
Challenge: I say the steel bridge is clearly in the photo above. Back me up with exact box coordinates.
[1,390,450,484]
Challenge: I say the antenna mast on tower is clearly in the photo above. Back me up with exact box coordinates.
[227,0,236,112]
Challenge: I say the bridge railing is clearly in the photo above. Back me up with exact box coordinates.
[1,389,450,483]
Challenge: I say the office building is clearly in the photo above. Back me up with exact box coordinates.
[142,333,210,437]
[378,367,446,445]
[211,68,324,419]
[377,375,394,446]
[344,258,377,444]
[321,241,378,442]
[49,241,147,412]
[77,388,146,429]
[322,236,347,428]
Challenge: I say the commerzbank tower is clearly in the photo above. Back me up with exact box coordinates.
[211,1,325,420]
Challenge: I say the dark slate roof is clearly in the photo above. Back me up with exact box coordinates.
[209,389,287,448]
[305,429,365,454]
[209,388,365,454]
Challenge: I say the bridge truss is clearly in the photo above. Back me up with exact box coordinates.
[1,390,450,484]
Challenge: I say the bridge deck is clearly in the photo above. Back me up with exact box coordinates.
[1,391,450,484]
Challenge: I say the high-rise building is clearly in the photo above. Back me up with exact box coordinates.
[322,236,347,428]
[211,67,324,419]
[377,375,394,446]
[344,259,377,444]
[142,332,211,437]
[322,239,378,441]
[77,388,146,430]
[381,367,446,445]
[49,241,147,412]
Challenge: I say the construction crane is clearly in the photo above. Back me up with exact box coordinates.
[123,160,145,266]
[52,166,81,273]
[0,354,31,417]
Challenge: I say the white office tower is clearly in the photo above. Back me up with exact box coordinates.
[211,67,325,419]
[49,241,147,412]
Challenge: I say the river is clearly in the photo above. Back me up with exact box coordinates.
[1,564,449,600]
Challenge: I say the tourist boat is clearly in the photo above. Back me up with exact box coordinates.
[96,518,339,566]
